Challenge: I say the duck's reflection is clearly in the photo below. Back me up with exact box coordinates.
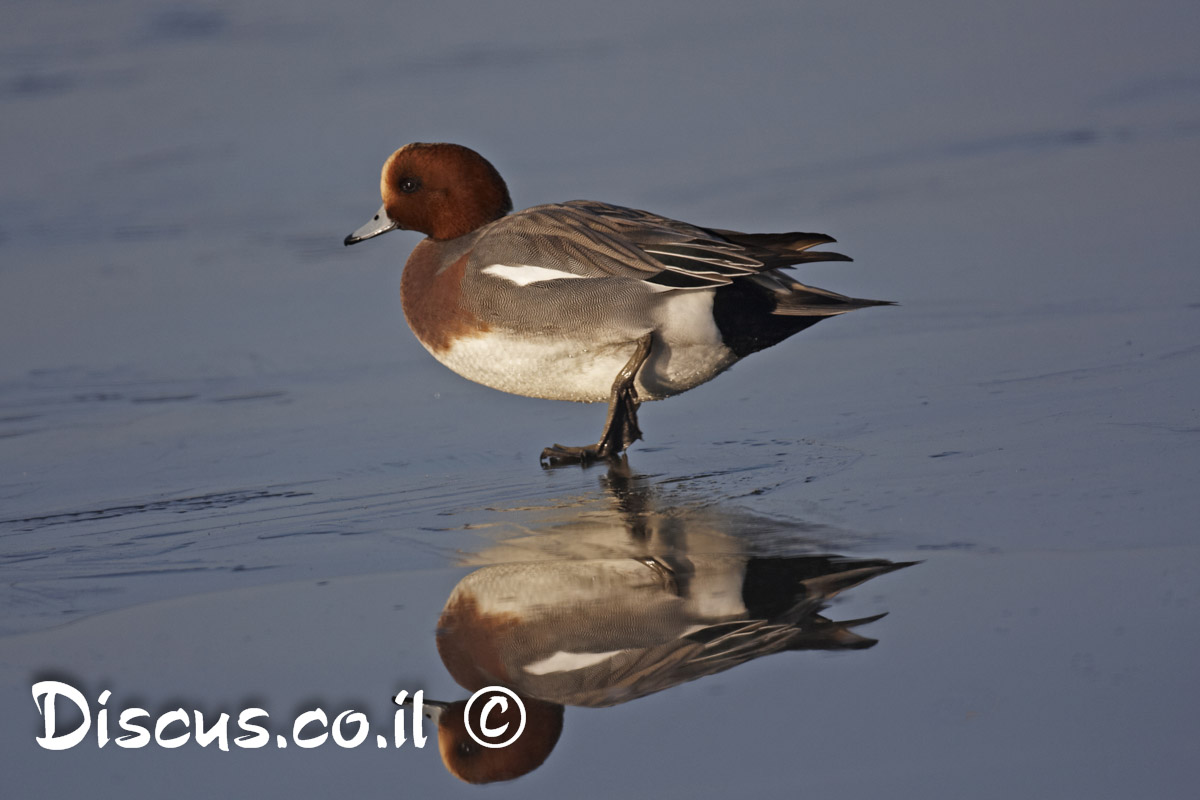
[420,462,914,783]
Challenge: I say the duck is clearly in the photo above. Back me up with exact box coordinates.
[417,553,912,782]
[345,142,890,465]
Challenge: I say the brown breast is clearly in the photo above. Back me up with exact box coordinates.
[400,240,490,354]
[436,593,519,691]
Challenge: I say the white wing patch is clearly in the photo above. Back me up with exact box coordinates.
[523,649,627,675]
[482,264,586,286]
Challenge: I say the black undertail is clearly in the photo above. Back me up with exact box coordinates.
[711,280,856,358]
[702,227,891,357]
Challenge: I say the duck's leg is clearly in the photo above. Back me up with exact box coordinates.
[541,333,653,467]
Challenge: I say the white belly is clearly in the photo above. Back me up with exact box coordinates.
[429,291,738,402]
[436,334,636,401]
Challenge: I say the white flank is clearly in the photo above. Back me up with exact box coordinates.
[482,263,586,286]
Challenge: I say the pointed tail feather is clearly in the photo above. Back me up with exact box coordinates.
[769,277,896,317]
[800,561,918,599]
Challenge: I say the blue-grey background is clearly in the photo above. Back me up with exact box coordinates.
[2,1,1198,796]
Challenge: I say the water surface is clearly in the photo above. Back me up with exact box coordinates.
[2,1,1198,796]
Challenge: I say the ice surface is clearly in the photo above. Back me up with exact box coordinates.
[2,1,1198,796]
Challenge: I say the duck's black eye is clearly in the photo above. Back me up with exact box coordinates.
[398,177,421,194]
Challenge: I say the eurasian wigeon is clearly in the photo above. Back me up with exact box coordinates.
[345,143,890,464]
[419,553,912,782]
[401,469,914,782]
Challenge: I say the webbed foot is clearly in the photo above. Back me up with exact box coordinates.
[540,333,653,468]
